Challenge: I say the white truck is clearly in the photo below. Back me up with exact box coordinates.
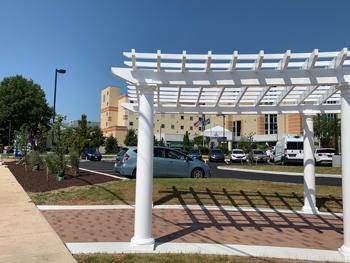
[274,135,304,164]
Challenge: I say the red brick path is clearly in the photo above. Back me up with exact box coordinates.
[42,208,343,250]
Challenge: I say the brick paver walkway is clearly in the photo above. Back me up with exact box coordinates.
[42,208,343,251]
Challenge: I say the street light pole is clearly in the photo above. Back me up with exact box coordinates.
[53,69,66,123]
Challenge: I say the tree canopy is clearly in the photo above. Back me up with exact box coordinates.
[124,129,137,146]
[0,75,53,147]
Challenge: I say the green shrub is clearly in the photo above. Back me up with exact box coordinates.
[69,151,80,176]
[44,153,60,174]
[28,151,43,171]
[198,146,210,155]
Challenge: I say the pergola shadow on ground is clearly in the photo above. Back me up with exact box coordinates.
[154,186,343,216]
[111,48,350,260]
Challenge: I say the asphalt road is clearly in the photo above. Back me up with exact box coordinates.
[80,160,341,186]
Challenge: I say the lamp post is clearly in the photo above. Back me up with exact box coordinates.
[53,68,66,123]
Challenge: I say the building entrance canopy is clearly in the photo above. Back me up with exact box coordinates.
[112,49,350,259]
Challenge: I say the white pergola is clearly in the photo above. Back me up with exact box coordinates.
[112,49,350,258]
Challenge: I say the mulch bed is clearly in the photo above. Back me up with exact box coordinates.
[6,163,119,193]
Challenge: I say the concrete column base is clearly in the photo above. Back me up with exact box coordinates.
[130,237,155,251]
[301,205,319,214]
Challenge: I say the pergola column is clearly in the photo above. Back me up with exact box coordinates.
[130,86,155,249]
[302,113,318,214]
[340,86,350,259]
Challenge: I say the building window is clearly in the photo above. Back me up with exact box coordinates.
[106,112,108,116]
[105,122,108,128]
[161,124,165,128]
[180,115,184,120]
[265,114,277,135]
[199,127,202,131]
[326,113,337,120]
[233,120,241,137]
[180,125,184,130]
[190,126,193,130]
[129,122,134,126]
[123,115,128,120]
[108,117,112,121]
[190,116,193,121]
[171,125,175,129]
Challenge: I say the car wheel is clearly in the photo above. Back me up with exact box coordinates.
[191,168,204,178]
[132,169,137,179]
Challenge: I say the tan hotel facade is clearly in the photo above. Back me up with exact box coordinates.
[101,86,303,147]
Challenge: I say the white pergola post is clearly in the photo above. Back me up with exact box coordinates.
[302,113,319,214]
[130,86,155,249]
[340,86,350,259]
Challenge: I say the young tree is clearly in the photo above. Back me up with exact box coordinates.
[105,135,118,154]
[88,126,105,149]
[314,114,340,151]
[50,115,67,177]
[237,132,256,163]
[0,75,53,146]
[124,129,137,146]
[183,131,191,152]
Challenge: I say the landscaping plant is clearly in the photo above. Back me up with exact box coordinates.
[69,151,80,176]
[44,153,60,182]
[50,115,67,181]
[28,151,43,171]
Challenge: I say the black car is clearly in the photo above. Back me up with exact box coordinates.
[209,149,225,162]
[81,148,102,161]
[188,149,203,160]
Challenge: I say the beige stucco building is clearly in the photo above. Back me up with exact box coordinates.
[101,86,303,147]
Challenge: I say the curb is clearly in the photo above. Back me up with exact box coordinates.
[217,166,341,179]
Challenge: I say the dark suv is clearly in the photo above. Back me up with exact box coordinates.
[81,148,102,161]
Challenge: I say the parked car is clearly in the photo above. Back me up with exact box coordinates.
[188,149,203,160]
[252,149,269,163]
[114,147,129,173]
[315,148,336,165]
[274,135,304,164]
[230,149,246,163]
[209,149,225,162]
[81,148,102,161]
[114,146,210,178]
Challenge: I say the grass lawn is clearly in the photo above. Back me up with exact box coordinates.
[226,164,341,175]
[30,177,342,212]
[74,253,329,263]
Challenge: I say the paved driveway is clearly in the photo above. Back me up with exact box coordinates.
[80,160,341,186]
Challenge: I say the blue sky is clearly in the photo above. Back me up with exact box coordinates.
[0,0,349,122]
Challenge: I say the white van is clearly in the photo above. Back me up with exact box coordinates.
[274,135,304,164]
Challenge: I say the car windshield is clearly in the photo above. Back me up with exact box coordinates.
[287,142,303,150]
[253,150,264,155]
[86,149,98,154]
[232,150,244,154]
[211,150,222,154]
[316,149,336,153]
[189,150,200,154]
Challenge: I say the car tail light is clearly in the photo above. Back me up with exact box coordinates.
[123,153,130,162]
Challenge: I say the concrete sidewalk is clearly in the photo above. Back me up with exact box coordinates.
[0,165,76,263]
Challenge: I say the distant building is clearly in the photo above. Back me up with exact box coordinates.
[63,120,100,128]
[101,86,305,147]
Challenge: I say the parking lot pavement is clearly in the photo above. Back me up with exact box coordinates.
[80,160,341,186]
